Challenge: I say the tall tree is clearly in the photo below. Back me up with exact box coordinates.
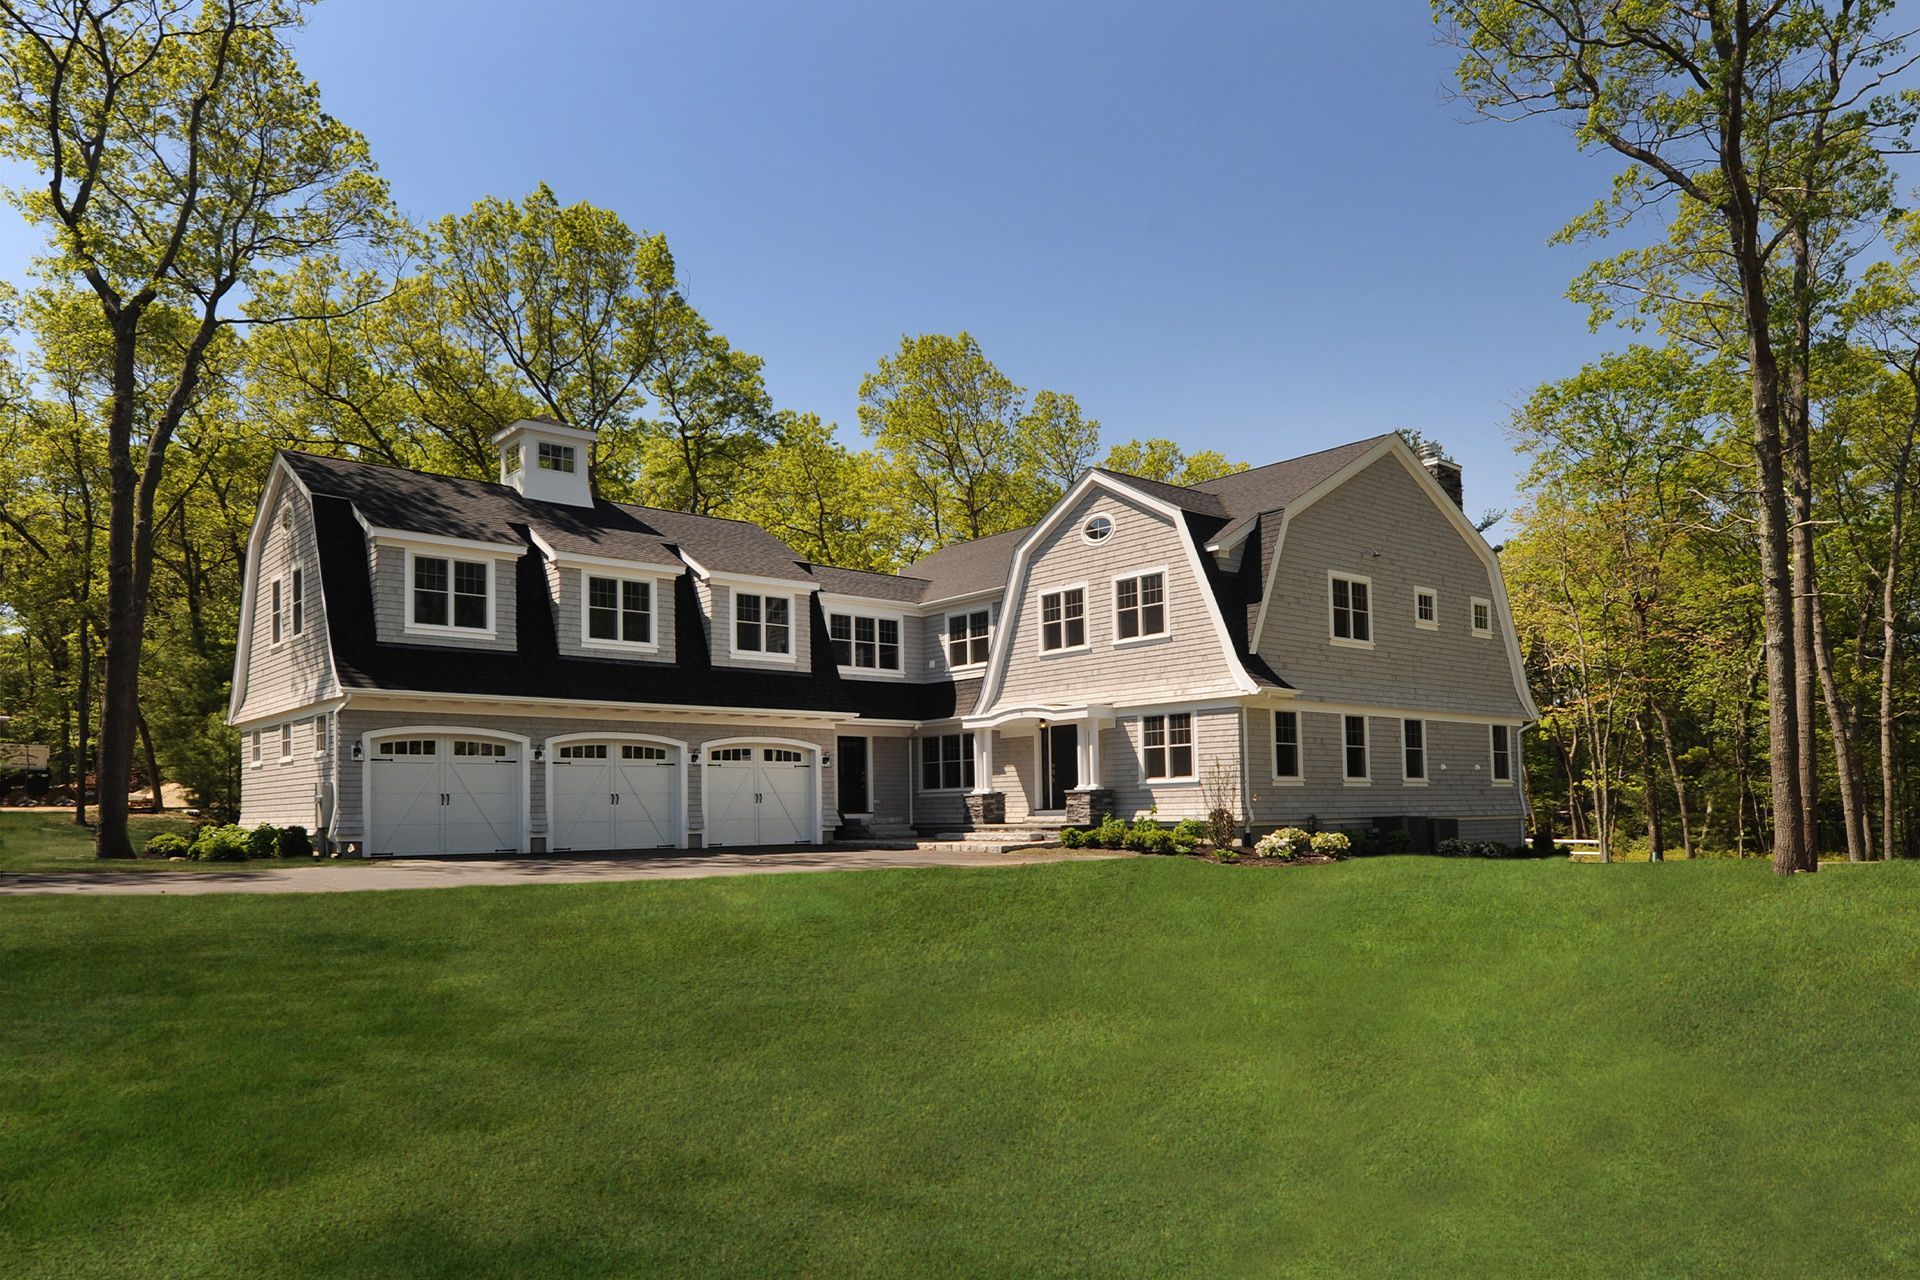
[0,0,389,856]
[1436,0,1918,874]
[1099,437,1247,486]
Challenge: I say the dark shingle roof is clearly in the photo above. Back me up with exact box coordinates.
[1191,435,1393,549]
[1090,468,1231,518]
[807,564,932,604]
[619,504,814,583]
[903,525,1031,602]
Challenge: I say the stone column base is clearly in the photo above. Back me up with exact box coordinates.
[1065,787,1114,826]
[964,791,1006,826]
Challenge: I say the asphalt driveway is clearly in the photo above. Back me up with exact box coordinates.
[0,846,1119,896]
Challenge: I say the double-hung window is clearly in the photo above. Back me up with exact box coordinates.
[1273,710,1302,781]
[947,609,991,668]
[1040,587,1086,652]
[413,555,489,630]
[1114,571,1166,641]
[1490,725,1513,783]
[1142,712,1194,780]
[829,611,901,671]
[291,568,304,636]
[270,579,284,645]
[1330,574,1371,645]
[1414,586,1437,631]
[586,575,652,645]
[279,723,294,762]
[734,592,791,656]
[1471,597,1494,638]
[920,733,975,791]
[1343,715,1370,782]
[1403,719,1426,782]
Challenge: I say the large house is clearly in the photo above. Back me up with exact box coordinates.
[228,419,1536,856]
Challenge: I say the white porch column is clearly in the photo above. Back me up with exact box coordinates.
[975,729,995,792]
[1083,723,1101,789]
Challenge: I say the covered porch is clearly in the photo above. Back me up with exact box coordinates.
[961,703,1118,826]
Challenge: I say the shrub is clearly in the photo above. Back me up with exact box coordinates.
[1437,837,1471,857]
[1214,842,1241,861]
[1531,829,1556,859]
[1205,806,1237,850]
[1254,829,1295,860]
[1090,816,1130,849]
[192,824,251,862]
[1140,828,1177,855]
[1380,828,1415,855]
[143,832,191,860]
[1310,831,1352,858]
[245,824,281,859]
[1121,815,1162,852]
[277,825,314,858]
[1171,817,1207,845]
[1059,826,1085,849]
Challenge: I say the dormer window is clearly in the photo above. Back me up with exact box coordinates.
[733,592,792,658]
[502,444,522,475]
[584,574,652,647]
[829,610,901,672]
[538,442,576,473]
[947,609,990,668]
[412,554,490,631]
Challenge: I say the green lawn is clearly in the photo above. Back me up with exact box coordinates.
[0,810,329,873]
[5,857,1919,1278]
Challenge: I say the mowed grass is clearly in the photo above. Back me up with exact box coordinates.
[5,857,1920,1278]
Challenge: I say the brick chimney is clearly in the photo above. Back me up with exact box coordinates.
[1417,441,1463,509]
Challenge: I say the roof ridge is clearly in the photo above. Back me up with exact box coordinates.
[1188,433,1397,491]
[809,562,930,583]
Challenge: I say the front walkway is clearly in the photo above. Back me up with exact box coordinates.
[0,846,1121,896]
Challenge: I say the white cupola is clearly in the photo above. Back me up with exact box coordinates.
[493,418,597,507]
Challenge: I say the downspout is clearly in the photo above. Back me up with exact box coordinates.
[1238,703,1253,845]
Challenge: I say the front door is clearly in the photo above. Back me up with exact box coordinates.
[836,736,870,816]
[1040,724,1078,811]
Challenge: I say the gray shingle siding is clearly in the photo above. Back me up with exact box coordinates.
[239,713,332,830]
[549,562,680,665]
[992,487,1239,711]
[1099,706,1241,821]
[369,543,520,653]
[1242,707,1526,838]
[702,581,814,673]
[235,482,336,722]
[1256,454,1528,717]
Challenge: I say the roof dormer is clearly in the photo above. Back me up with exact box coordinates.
[493,418,596,508]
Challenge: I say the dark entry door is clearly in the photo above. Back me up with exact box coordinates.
[1040,725,1078,811]
[836,736,870,816]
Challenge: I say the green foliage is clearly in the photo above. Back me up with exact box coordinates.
[277,825,314,858]
[1058,827,1084,849]
[245,825,281,860]
[1089,817,1130,849]
[191,825,251,863]
[142,832,191,860]
[1099,438,1247,486]
[1309,831,1352,858]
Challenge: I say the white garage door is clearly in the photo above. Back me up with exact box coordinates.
[366,735,523,856]
[549,741,682,851]
[705,746,815,848]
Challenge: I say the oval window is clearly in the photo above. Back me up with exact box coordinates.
[1083,515,1114,543]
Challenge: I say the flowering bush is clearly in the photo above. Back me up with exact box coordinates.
[1309,831,1351,857]
[1255,828,1307,860]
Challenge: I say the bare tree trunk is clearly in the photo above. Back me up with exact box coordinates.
[137,709,163,814]
[1809,586,1869,861]
[94,325,143,857]
[74,618,91,827]
[1881,423,1912,859]
[1637,708,1664,861]
[1652,703,1695,858]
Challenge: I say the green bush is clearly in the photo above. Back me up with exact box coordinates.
[192,824,251,862]
[246,824,281,860]
[1090,816,1129,849]
[1140,828,1176,855]
[1171,817,1207,846]
[1122,815,1166,853]
[1206,806,1237,850]
[1310,831,1352,858]
[277,825,314,858]
[143,832,191,860]
[1059,827,1084,849]
[1380,828,1415,855]
[1215,843,1241,861]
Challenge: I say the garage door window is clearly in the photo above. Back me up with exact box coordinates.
[454,740,508,757]
[380,739,436,756]
[558,744,607,760]
[765,748,803,763]
[623,745,668,761]
[711,747,753,762]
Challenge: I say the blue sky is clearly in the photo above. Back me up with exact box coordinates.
[1,1,1636,533]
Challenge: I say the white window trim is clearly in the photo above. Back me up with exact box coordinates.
[537,441,577,473]
[944,608,993,672]
[1402,718,1428,786]
[1328,570,1376,651]
[729,589,799,664]
[1490,723,1514,786]
[918,732,977,792]
[827,606,907,678]
[1342,713,1372,786]
[579,569,661,652]
[1037,582,1091,656]
[1271,708,1304,785]
[1139,711,1198,784]
[278,722,295,763]
[403,547,498,638]
[1081,512,1116,545]
[269,577,285,648]
[1470,596,1494,639]
[249,731,263,770]
[291,567,306,637]
[1110,564,1171,648]
[311,715,328,759]
[1414,586,1439,632]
